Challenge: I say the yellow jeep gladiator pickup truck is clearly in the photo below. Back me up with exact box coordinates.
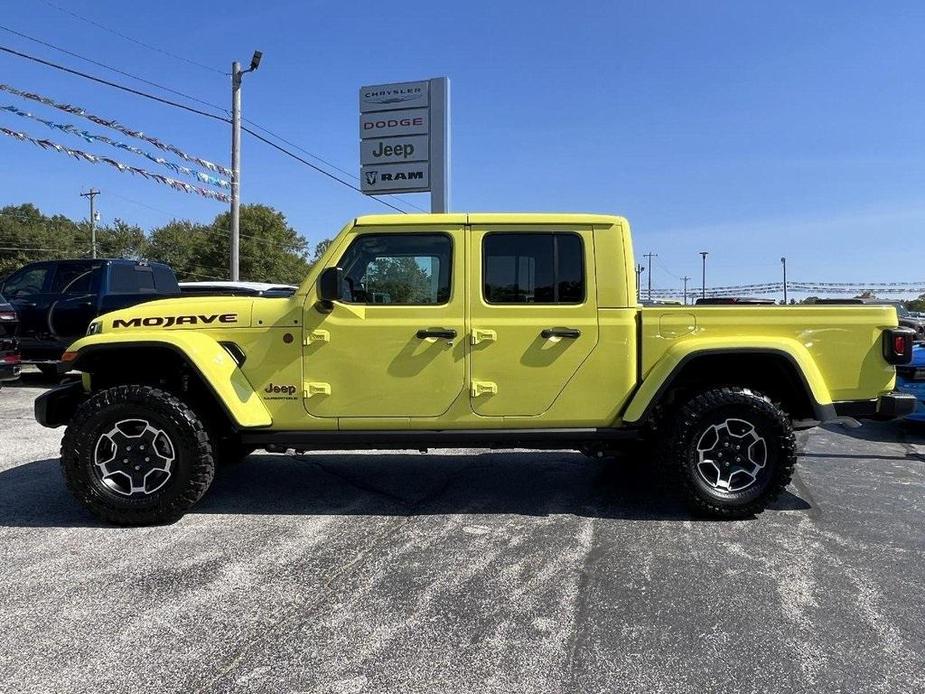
[35,214,915,524]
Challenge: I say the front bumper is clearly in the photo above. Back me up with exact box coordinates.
[34,381,85,428]
[833,391,917,420]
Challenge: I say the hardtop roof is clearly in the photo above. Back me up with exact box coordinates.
[354,213,626,226]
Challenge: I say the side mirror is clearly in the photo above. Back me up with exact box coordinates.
[318,267,343,302]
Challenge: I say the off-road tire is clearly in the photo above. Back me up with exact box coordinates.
[60,385,215,525]
[662,386,796,519]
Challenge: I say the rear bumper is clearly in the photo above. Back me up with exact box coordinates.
[833,392,917,420]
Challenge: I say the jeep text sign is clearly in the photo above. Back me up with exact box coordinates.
[361,135,428,164]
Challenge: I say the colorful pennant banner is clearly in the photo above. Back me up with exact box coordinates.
[1,104,229,189]
[0,126,230,203]
[0,82,232,177]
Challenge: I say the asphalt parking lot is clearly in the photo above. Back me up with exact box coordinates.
[1,372,924,694]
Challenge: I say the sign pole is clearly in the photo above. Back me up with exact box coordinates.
[429,77,450,213]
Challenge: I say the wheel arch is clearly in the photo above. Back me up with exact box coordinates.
[65,333,272,430]
[622,344,835,425]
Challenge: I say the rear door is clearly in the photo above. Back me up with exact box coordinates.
[48,261,103,341]
[468,226,599,416]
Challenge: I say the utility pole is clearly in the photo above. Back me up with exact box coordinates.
[635,263,645,298]
[643,252,657,302]
[230,51,262,281]
[681,276,691,305]
[781,257,788,304]
[80,189,100,259]
[699,251,709,299]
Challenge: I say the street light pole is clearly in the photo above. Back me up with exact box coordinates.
[699,251,709,299]
[781,256,788,304]
[80,189,100,259]
[230,51,262,281]
[643,252,657,302]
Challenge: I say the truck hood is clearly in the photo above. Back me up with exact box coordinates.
[98,296,255,331]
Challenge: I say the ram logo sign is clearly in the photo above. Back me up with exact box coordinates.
[112,314,238,329]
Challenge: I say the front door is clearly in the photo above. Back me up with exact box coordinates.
[468,226,599,417]
[303,227,466,418]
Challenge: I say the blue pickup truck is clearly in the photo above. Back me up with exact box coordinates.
[896,344,925,422]
[0,259,179,377]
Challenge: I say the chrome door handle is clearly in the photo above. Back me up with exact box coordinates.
[416,328,457,340]
[541,328,581,339]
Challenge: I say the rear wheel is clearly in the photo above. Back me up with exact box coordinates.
[663,386,796,518]
[60,385,215,525]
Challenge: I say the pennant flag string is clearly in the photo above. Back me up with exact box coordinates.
[0,126,230,203]
[0,82,232,177]
[1,104,230,189]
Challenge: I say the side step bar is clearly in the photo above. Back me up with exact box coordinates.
[241,427,642,452]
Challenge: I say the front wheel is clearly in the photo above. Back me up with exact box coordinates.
[60,385,216,525]
[663,387,796,519]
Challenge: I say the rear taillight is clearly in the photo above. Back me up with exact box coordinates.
[0,353,19,364]
[883,328,915,365]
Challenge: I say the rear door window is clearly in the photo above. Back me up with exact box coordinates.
[110,264,156,294]
[483,233,585,304]
[50,262,96,295]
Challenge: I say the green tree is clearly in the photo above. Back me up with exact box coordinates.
[95,219,148,259]
[906,294,925,312]
[365,256,434,303]
[204,204,311,284]
[148,220,220,280]
[0,204,85,278]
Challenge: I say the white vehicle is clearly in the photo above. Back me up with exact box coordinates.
[178,281,297,298]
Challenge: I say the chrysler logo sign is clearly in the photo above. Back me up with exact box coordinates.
[359,80,429,112]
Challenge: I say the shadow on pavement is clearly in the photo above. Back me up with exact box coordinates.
[0,450,811,528]
[821,420,925,448]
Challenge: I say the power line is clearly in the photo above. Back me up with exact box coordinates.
[39,0,227,75]
[0,43,229,123]
[242,118,427,213]
[7,21,419,211]
[0,44,410,214]
[242,126,407,213]
[0,24,227,113]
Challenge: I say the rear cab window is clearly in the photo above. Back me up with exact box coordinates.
[109,264,156,294]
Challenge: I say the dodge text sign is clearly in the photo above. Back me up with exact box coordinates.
[359,108,429,139]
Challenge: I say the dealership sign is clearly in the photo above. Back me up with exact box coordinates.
[359,78,450,210]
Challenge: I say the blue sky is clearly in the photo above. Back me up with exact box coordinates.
[0,0,923,294]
